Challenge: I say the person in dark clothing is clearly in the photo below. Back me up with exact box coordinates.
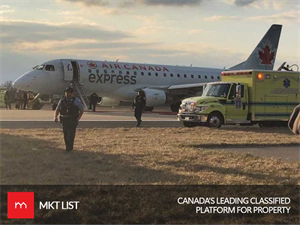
[4,91,11,110]
[90,93,98,112]
[54,87,84,152]
[23,92,28,110]
[132,91,146,127]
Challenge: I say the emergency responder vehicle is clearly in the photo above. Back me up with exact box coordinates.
[178,70,300,128]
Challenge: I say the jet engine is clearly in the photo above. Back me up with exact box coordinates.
[142,88,167,107]
[99,97,120,107]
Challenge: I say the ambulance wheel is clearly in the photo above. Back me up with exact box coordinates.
[207,112,223,128]
[183,122,197,127]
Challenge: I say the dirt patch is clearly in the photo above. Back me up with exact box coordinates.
[0,127,299,185]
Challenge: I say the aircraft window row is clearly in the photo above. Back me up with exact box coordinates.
[100,70,221,80]
[45,65,55,71]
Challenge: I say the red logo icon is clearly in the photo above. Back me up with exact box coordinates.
[258,44,275,65]
[7,192,34,219]
[87,61,97,69]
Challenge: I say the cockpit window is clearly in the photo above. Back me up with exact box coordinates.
[32,65,45,70]
[45,65,55,71]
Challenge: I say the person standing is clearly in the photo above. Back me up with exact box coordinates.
[54,87,84,152]
[132,91,146,127]
[90,92,99,112]
[23,92,28,110]
[4,91,11,110]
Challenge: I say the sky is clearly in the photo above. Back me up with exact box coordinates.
[0,0,299,83]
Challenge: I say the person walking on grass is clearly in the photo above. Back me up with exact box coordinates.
[54,87,84,152]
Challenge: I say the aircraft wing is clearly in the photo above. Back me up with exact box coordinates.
[139,82,209,91]
[168,82,209,90]
[137,82,209,98]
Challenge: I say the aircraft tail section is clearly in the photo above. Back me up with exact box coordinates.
[230,24,282,70]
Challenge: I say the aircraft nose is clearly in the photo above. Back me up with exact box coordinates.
[13,73,32,91]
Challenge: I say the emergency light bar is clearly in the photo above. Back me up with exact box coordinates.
[221,71,252,76]
[257,73,264,79]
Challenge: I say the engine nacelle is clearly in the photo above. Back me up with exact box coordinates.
[99,97,120,107]
[142,88,166,107]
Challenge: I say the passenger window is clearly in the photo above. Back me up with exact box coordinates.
[45,65,55,71]
[170,73,173,77]
[134,71,137,75]
[141,72,144,76]
[205,75,207,79]
[198,75,201,79]
[155,73,158,76]
[177,74,180,78]
[163,73,166,77]
[217,76,220,80]
[211,76,214,79]
[191,75,194,78]
[184,74,187,78]
[148,72,151,76]
[126,71,130,75]
[119,71,122,75]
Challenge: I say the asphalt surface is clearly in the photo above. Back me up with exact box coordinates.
[1,107,299,163]
[0,121,182,128]
[0,107,180,128]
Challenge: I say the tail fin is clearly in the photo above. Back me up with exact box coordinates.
[230,24,282,70]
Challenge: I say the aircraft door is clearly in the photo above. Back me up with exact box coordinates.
[61,60,74,81]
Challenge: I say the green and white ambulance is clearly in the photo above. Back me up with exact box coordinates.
[178,70,300,128]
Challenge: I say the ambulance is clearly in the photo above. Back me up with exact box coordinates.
[178,70,300,128]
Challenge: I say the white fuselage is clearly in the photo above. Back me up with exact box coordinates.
[14,59,222,102]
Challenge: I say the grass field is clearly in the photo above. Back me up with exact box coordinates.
[1,127,299,185]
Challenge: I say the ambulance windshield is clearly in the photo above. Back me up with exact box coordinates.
[202,83,231,97]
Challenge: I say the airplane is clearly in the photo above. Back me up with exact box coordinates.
[13,24,282,112]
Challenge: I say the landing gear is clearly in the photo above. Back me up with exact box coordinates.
[207,112,223,128]
[171,102,181,112]
[144,106,154,111]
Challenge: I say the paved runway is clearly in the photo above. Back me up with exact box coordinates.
[1,108,299,163]
[0,106,180,128]
[0,121,182,128]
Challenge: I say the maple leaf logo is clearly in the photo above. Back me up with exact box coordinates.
[87,61,97,69]
[258,45,275,65]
